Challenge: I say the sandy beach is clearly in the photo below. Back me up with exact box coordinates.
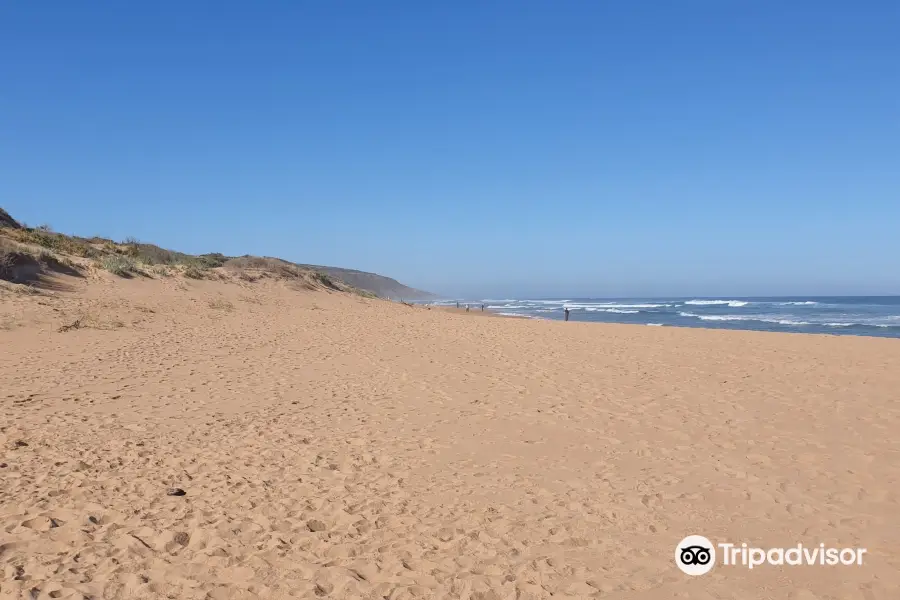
[2,276,899,599]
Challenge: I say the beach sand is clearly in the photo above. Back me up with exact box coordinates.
[2,276,899,599]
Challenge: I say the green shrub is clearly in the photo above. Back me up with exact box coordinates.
[29,230,57,249]
[135,244,181,264]
[195,253,227,268]
[183,265,204,279]
[313,272,340,290]
[101,255,135,276]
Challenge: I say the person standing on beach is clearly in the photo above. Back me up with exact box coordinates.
[564,307,570,321]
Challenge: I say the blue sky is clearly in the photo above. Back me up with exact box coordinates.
[2,2,898,298]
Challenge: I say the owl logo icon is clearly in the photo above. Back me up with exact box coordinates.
[675,535,716,575]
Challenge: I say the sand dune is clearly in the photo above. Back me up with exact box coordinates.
[2,276,899,599]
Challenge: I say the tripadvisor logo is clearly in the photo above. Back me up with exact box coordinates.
[675,535,867,575]
[676,535,715,576]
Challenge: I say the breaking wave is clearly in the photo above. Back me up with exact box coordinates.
[684,299,749,307]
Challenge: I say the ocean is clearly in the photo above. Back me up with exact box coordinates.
[430,297,900,338]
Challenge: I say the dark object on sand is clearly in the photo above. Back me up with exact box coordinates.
[167,488,187,496]
[564,307,570,321]
[307,519,327,532]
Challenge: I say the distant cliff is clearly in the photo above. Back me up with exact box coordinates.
[300,265,436,300]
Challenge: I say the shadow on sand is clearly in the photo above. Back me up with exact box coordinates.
[1,253,85,292]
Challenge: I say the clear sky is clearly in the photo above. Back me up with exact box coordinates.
[2,2,898,298]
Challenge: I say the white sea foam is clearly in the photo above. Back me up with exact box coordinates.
[777,301,820,306]
[706,315,811,326]
[694,315,756,321]
[684,299,749,307]
[813,321,897,328]
[680,312,811,326]
[495,312,537,319]
[566,303,667,309]
[686,316,900,328]
[646,323,664,326]
[586,308,640,314]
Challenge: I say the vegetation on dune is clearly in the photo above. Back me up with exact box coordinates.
[100,255,137,277]
[0,207,394,298]
[183,265,206,279]
[312,271,340,290]
[4,227,100,258]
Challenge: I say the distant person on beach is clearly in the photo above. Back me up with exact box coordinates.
[481,304,485,311]
[564,307,570,321]
[466,305,470,312]
[456,301,459,308]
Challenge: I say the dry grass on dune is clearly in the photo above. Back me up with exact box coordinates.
[0,210,373,299]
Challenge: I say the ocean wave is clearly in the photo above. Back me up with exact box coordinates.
[679,312,810,325]
[495,312,537,319]
[678,312,900,328]
[777,301,820,306]
[818,322,899,328]
[566,303,668,309]
[586,308,640,314]
[709,315,811,326]
[646,323,664,326]
[684,299,749,307]
[693,314,756,322]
